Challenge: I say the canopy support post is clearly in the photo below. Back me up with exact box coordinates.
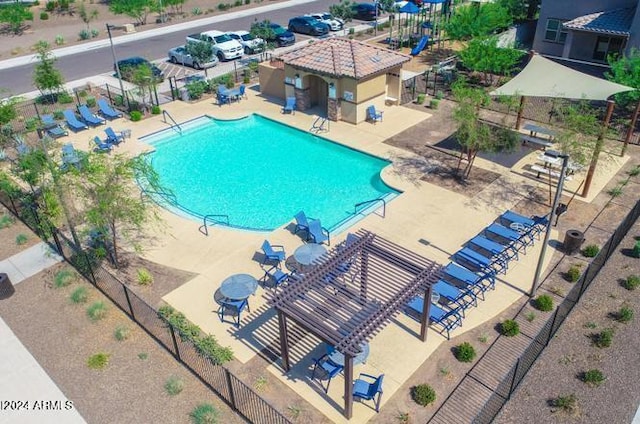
[583,100,615,198]
[515,95,526,130]
[622,98,640,157]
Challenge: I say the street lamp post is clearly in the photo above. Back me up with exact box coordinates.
[106,23,130,111]
[530,151,570,297]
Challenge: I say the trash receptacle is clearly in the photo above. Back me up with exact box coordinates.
[563,230,584,255]
[180,88,189,102]
[0,273,14,300]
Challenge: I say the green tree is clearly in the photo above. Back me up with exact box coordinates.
[78,1,99,31]
[0,3,34,34]
[606,48,640,110]
[185,41,214,76]
[444,2,512,41]
[250,20,277,52]
[109,0,152,26]
[69,153,164,268]
[329,0,355,23]
[32,41,65,101]
[452,79,518,178]
[164,0,186,15]
[497,0,540,21]
[553,101,603,167]
[458,37,525,85]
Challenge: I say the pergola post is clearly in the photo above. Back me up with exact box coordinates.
[344,355,354,419]
[622,98,640,157]
[359,250,369,301]
[277,310,291,371]
[515,95,526,130]
[582,100,615,198]
[420,286,431,341]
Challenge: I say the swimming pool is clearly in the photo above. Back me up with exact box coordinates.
[141,114,399,232]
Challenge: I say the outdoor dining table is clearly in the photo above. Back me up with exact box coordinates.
[326,342,370,366]
[219,273,258,300]
[524,123,557,140]
[294,243,327,268]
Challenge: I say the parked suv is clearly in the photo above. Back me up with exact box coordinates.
[252,21,296,47]
[185,30,243,61]
[307,13,344,31]
[115,57,164,82]
[226,31,265,55]
[351,3,378,21]
[288,16,329,36]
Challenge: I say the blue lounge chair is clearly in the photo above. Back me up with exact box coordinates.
[442,262,495,300]
[41,114,68,139]
[485,222,530,253]
[294,211,312,236]
[352,373,384,412]
[366,105,383,123]
[406,296,463,340]
[283,96,296,114]
[454,247,506,275]
[308,219,330,245]
[78,105,105,126]
[61,143,82,170]
[261,240,286,266]
[311,354,343,393]
[97,98,123,120]
[92,136,112,153]
[104,127,124,145]
[217,298,249,327]
[469,235,517,264]
[433,279,477,317]
[499,210,547,240]
[262,265,290,289]
[63,109,88,132]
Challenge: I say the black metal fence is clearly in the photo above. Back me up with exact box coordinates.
[428,198,640,423]
[0,193,292,424]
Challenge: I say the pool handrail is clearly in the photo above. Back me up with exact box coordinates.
[140,188,178,205]
[200,214,231,236]
[354,198,386,218]
[162,110,182,134]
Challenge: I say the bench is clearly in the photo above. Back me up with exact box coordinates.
[530,164,573,181]
[521,134,552,149]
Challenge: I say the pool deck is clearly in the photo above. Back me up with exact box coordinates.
[62,87,627,423]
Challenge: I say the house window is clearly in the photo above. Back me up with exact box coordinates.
[544,19,568,43]
[593,36,624,62]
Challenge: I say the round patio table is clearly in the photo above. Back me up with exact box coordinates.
[220,274,258,300]
[294,243,327,266]
[327,343,370,366]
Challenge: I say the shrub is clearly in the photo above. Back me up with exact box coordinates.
[217,3,230,11]
[534,294,554,312]
[623,275,640,290]
[54,268,76,288]
[114,325,131,341]
[0,214,14,228]
[550,394,578,415]
[592,328,614,348]
[186,80,208,100]
[130,111,142,121]
[53,109,64,120]
[45,1,55,12]
[430,99,440,109]
[416,93,426,104]
[632,240,640,258]
[349,27,355,35]
[525,311,536,322]
[582,244,600,258]
[151,105,161,115]
[79,29,91,40]
[500,319,520,337]
[581,369,605,386]
[40,12,49,20]
[190,403,219,424]
[565,264,582,282]
[454,342,476,363]
[628,165,640,177]
[70,286,88,304]
[58,92,74,104]
[87,352,109,370]
[86,301,107,322]
[234,0,242,6]
[85,96,96,108]
[55,35,65,45]
[138,352,148,360]
[616,306,633,323]
[435,90,444,100]
[411,384,436,406]
[244,0,250,4]
[91,29,99,38]
[192,7,202,15]
[137,268,153,285]
[15,233,28,245]
[164,376,185,395]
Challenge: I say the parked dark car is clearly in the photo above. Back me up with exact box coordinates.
[115,57,164,82]
[288,16,329,36]
[351,3,378,21]
[252,21,296,47]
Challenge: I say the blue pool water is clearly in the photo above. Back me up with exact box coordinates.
[141,115,399,231]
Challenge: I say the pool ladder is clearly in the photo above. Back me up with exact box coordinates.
[162,110,182,134]
[200,214,230,236]
[354,198,386,218]
[310,116,329,133]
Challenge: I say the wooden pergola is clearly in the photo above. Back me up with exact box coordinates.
[268,230,442,418]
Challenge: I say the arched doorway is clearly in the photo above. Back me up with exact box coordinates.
[308,75,328,116]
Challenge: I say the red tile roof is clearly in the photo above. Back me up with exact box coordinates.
[279,38,411,79]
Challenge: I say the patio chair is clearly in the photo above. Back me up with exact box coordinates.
[468,235,517,267]
[261,240,286,266]
[97,98,123,120]
[406,295,463,340]
[454,246,506,275]
[238,84,247,99]
[366,105,383,123]
[63,109,88,132]
[499,210,546,240]
[442,262,495,301]
[92,136,112,153]
[78,105,106,126]
[217,298,249,327]
[283,96,296,114]
[433,279,477,317]
[311,354,344,393]
[484,222,530,254]
[217,92,231,106]
[262,265,290,289]
[307,219,330,245]
[61,143,82,170]
[104,127,124,145]
[352,373,384,412]
[293,211,312,236]
[40,114,68,139]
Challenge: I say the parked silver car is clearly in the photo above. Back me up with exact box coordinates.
[168,45,219,69]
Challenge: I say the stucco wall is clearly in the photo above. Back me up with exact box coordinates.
[258,63,285,100]
[628,6,640,54]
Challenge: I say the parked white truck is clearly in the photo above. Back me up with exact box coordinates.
[186,30,243,61]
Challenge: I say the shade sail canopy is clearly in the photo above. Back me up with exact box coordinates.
[490,54,635,100]
[399,2,420,13]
